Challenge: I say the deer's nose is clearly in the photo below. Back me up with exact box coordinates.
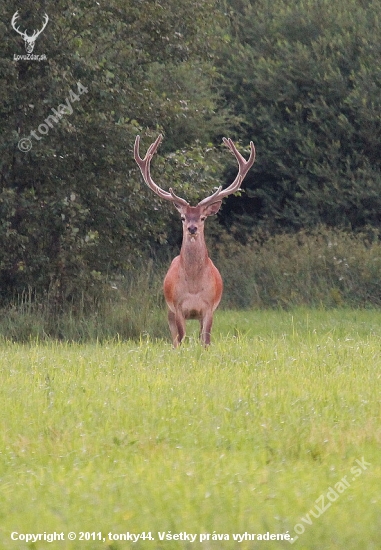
[188,225,197,235]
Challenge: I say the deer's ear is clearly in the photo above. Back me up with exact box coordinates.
[203,201,222,217]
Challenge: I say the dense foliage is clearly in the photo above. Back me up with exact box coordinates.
[1,0,227,302]
[218,0,381,233]
[1,0,381,305]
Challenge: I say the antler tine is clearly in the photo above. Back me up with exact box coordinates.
[42,13,49,29]
[134,134,162,166]
[197,186,222,207]
[134,135,189,207]
[169,188,188,205]
[11,11,25,36]
[198,138,255,207]
[30,14,49,38]
[219,138,256,198]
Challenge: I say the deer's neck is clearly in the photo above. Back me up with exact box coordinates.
[180,233,209,274]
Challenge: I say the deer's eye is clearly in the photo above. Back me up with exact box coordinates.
[200,216,206,222]
[181,216,186,222]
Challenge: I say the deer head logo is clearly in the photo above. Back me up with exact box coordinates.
[11,11,49,54]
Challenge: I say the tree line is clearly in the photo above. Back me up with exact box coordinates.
[1,0,381,304]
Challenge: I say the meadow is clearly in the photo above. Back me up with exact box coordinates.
[0,308,380,549]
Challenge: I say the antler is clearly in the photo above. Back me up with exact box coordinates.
[134,135,189,206]
[30,13,49,40]
[11,11,26,37]
[197,138,256,207]
[134,135,255,208]
[11,11,49,39]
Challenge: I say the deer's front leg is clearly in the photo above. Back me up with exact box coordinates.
[168,309,186,347]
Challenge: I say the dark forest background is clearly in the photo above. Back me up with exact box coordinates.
[2,0,381,334]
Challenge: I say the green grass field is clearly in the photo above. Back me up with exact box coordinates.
[0,309,380,549]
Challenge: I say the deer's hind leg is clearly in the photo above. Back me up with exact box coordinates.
[200,310,213,346]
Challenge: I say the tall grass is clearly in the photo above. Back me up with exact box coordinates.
[216,226,381,308]
[0,261,168,342]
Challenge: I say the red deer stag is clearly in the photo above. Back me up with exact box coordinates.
[134,135,255,346]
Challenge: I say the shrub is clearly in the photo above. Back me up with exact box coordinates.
[0,261,167,342]
[215,227,381,308]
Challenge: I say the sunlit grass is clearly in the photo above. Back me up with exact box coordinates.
[0,309,380,549]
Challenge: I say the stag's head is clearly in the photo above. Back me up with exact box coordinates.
[172,201,222,242]
[133,134,256,242]
[11,11,49,53]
